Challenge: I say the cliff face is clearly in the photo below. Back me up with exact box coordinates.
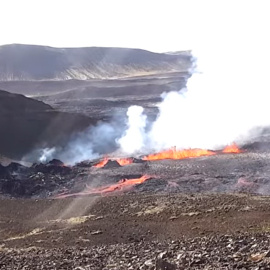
[0,90,95,159]
[0,44,191,81]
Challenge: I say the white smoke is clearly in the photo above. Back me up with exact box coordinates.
[58,122,122,164]
[117,106,147,154]
[117,1,270,154]
[30,118,126,165]
[39,147,56,163]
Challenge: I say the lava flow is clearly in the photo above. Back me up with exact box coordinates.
[94,144,242,167]
[143,147,215,161]
[143,144,242,161]
[222,143,242,153]
[116,158,133,166]
[55,175,152,198]
[94,157,109,168]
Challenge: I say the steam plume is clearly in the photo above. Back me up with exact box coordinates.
[117,1,270,154]
[117,106,147,154]
[39,147,56,163]
[31,118,125,165]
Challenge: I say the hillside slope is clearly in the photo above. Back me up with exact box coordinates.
[0,90,95,159]
[0,44,191,81]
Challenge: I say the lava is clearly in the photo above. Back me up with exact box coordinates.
[90,175,152,194]
[116,158,133,166]
[56,144,243,199]
[94,144,242,167]
[222,143,242,153]
[55,175,152,198]
[94,157,109,168]
[143,147,215,161]
[143,144,242,161]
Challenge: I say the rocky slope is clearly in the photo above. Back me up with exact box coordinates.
[0,90,96,159]
[0,44,191,81]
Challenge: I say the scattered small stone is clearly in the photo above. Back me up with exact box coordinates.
[144,259,155,268]
[181,212,200,217]
[158,251,168,259]
[250,253,265,262]
[94,216,104,220]
[90,230,103,235]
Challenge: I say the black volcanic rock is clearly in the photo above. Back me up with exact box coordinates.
[0,44,191,81]
[47,159,65,167]
[0,90,96,159]
[6,162,27,172]
[32,162,71,175]
[132,158,147,163]
[103,160,121,169]
[0,164,7,176]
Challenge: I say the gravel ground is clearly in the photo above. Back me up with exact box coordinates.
[0,193,270,269]
[1,233,270,269]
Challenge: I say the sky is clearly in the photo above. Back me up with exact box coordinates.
[1,0,268,53]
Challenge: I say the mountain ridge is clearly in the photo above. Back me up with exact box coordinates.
[0,44,191,81]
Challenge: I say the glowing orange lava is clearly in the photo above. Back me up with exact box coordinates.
[55,175,152,198]
[116,158,133,166]
[222,143,242,153]
[94,157,109,168]
[143,144,242,161]
[94,144,242,167]
[90,175,151,194]
[143,147,215,161]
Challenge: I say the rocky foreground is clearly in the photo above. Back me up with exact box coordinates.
[1,234,270,270]
[1,194,270,269]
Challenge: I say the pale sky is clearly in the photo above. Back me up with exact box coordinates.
[1,0,268,53]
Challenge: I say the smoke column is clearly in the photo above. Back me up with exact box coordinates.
[39,147,56,163]
[119,0,270,154]
[118,106,147,154]
[32,118,126,165]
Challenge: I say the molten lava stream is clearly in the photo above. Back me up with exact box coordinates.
[116,158,133,166]
[91,175,151,194]
[143,144,242,161]
[55,175,152,199]
[94,157,109,168]
[222,143,242,153]
[93,144,242,168]
[143,147,215,161]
